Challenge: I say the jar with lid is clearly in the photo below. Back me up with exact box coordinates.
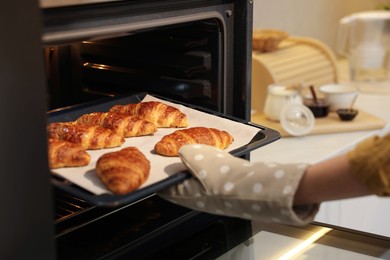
[263,84,315,136]
[263,84,303,121]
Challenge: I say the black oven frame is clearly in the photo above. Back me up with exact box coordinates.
[1,0,255,259]
[42,0,254,120]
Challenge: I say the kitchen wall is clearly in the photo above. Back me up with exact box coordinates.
[253,0,388,53]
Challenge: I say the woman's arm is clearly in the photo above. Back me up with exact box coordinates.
[293,154,371,205]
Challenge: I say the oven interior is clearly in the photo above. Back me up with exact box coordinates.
[41,1,263,258]
[55,194,252,259]
[48,16,229,230]
[46,19,223,113]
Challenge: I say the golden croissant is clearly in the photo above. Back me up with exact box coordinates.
[109,101,189,128]
[96,147,150,195]
[47,138,90,169]
[154,127,234,156]
[47,122,125,150]
[76,112,157,137]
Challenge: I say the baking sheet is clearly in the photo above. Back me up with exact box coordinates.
[50,94,266,197]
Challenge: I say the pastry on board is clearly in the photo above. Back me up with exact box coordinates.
[48,138,90,169]
[154,127,234,156]
[76,111,157,137]
[252,29,288,52]
[47,122,125,150]
[109,101,189,128]
[96,147,150,195]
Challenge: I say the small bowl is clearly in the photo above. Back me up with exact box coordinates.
[336,108,358,121]
[319,84,358,111]
[304,98,329,118]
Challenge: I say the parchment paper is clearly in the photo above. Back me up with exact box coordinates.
[51,95,260,195]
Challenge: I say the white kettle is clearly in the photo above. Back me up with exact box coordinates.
[337,11,390,90]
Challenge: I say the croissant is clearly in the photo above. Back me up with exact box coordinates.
[154,127,234,156]
[48,138,90,169]
[47,122,125,150]
[96,147,150,195]
[76,112,157,137]
[109,101,189,128]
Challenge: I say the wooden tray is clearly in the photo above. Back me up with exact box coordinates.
[251,110,386,137]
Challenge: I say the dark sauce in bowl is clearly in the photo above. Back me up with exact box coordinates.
[304,98,329,118]
[337,108,358,121]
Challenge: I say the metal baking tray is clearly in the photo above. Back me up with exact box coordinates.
[48,92,280,207]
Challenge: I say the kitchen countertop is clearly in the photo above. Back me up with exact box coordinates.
[218,219,390,259]
[250,90,390,238]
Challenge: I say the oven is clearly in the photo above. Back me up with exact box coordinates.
[2,0,280,259]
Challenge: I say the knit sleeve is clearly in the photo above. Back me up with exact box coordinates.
[347,133,390,196]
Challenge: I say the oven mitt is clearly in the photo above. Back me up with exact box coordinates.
[348,133,390,196]
[158,144,319,226]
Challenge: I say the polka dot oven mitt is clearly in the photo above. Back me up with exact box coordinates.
[158,144,319,226]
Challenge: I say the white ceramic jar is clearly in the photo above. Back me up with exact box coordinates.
[263,84,303,121]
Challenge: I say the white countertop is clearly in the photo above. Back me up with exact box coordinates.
[250,91,390,237]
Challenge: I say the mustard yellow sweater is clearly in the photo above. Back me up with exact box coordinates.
[348,133,390,196]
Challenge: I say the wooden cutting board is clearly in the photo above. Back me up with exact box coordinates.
[251,110,386,137]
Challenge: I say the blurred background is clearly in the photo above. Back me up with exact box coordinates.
[253,0,390,53]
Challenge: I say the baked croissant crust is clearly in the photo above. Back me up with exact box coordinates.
[96,147,150,195]
[48,138,90,169]
[109,101,189,128]
[47,122,125,150]
[154,127,234,156]
[76,112,157,137]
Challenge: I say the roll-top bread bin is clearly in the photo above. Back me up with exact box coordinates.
[251,36,339,116]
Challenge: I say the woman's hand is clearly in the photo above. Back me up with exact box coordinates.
[158,144,318,226]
